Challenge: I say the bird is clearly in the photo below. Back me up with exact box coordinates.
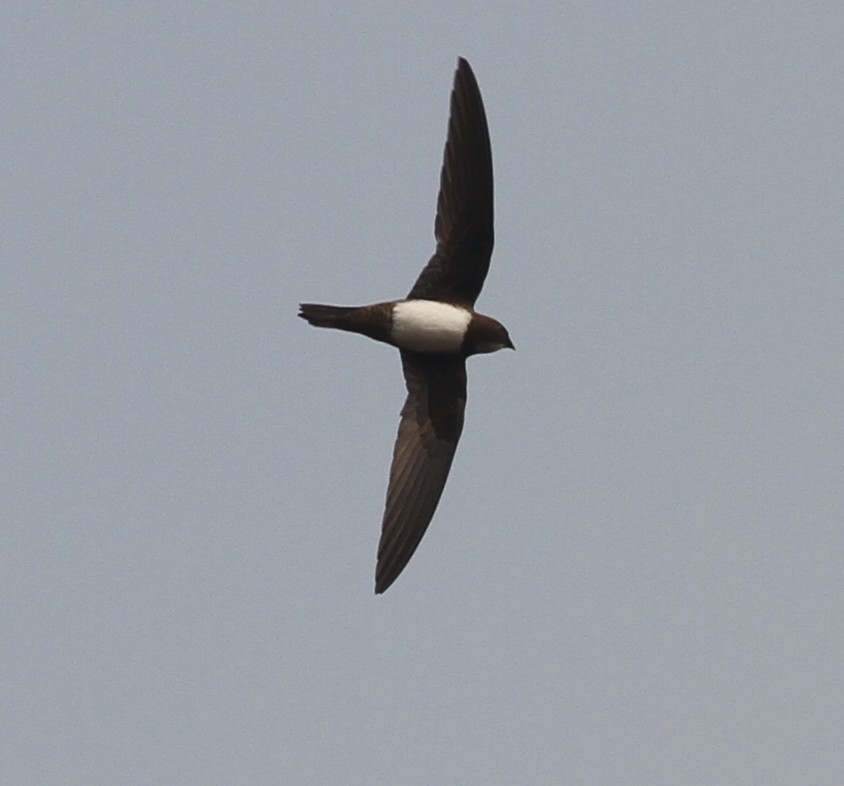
[299,57,513,593]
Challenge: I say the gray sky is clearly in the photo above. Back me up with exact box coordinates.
[4,3,843,784]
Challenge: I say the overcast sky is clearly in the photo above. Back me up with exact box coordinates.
[4,3,843,784]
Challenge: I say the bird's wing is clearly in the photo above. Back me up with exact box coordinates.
[375,353,467,593]
[407,57,494,307]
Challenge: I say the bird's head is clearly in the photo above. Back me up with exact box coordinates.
[464,313,514,355]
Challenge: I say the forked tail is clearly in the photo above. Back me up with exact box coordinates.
[298,302,390,344]
[298,303,360,329]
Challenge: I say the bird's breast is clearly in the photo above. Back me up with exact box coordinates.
[390,300,472,354]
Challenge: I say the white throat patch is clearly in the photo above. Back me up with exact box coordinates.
[391,300,472,353]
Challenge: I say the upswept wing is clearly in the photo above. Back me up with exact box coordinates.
[407,57,494,307]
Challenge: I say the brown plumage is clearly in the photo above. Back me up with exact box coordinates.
[299,58,512,593]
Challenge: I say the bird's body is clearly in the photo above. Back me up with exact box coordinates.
[390,300,471,354]
[299,299,509,356]
[299,58,512,593]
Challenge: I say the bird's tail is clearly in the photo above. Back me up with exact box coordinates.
[298,303,362,329]
[299,302,391,344]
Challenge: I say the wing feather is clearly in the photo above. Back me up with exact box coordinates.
[407,58,494,306]
[375,353,467,593]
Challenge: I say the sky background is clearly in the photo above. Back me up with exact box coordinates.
[4,3,843,784]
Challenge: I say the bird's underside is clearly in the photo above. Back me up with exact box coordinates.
[299,57,508,594]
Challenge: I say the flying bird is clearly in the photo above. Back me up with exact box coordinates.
[299,58,513,593]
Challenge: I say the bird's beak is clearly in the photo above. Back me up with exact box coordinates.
[506,338,515,350]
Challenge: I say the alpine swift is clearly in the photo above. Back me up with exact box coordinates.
[299,57,513,593]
